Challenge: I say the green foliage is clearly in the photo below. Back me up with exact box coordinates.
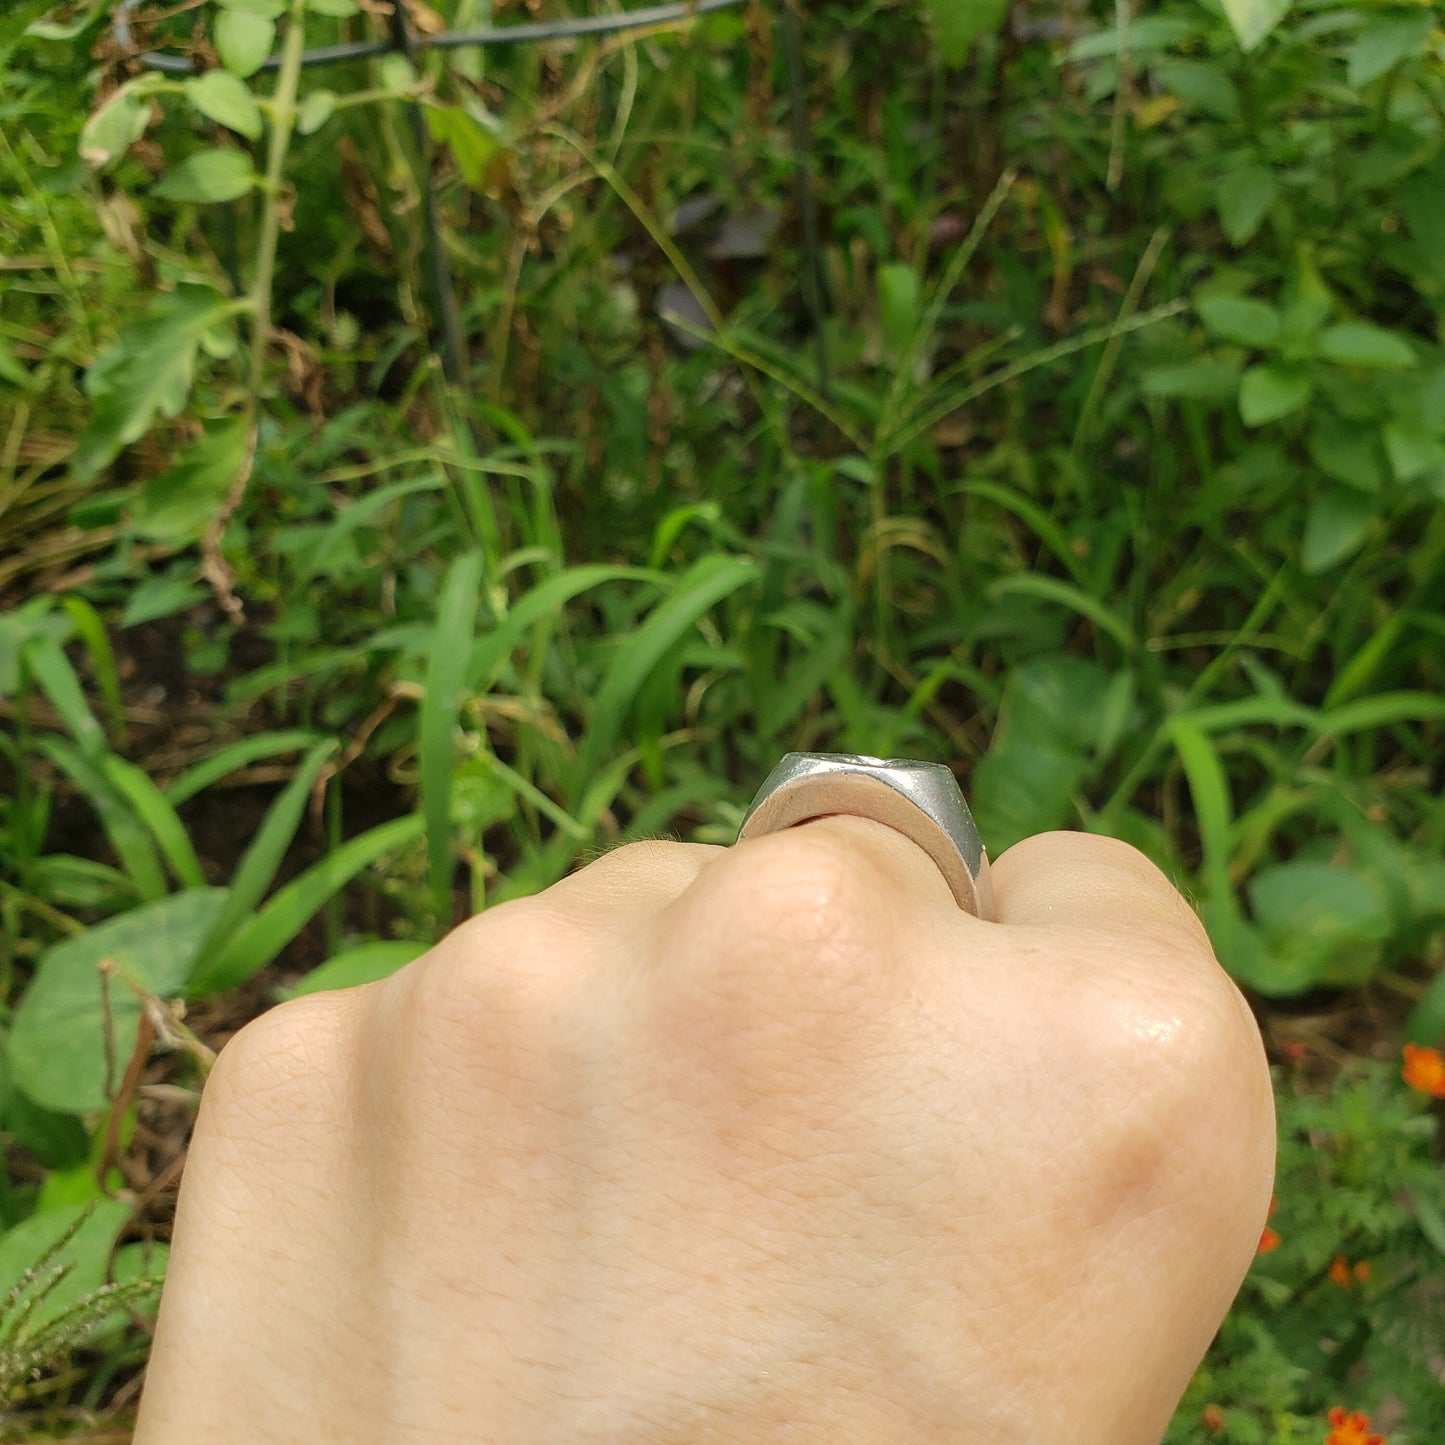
[1168,1061,1445,1442]
[0,0,1442,1428]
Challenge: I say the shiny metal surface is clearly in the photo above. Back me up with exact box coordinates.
[736,753,994,920]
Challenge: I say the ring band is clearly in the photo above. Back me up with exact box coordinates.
[736,753,994,920]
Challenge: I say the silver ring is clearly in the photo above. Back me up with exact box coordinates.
[736,753,994,920]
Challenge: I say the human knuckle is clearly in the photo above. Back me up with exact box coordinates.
[203,991,352,1131]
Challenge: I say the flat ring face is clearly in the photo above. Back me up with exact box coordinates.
[735,753,994,921]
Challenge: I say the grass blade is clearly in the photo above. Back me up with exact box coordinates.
[1167,717,1234,909]
[37,738,166,902]
[190,738,339,982]
[100,755,205,891]
[60,596,125,748]
[191,813,426,994]
[422,552,485,920]
[22,638,105,757]
[163,729,324,805]
[988,574,1136,652]
[569,554,757,814]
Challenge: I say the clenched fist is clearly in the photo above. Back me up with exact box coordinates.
[135,821,1275,1443]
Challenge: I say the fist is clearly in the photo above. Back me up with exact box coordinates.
[135,822,1275,1444]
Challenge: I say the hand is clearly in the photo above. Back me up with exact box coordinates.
[134,822,1275,1444]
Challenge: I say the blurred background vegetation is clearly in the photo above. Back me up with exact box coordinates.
[0,0,1442,1437]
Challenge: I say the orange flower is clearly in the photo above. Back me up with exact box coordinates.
[1402,1043,1445,1098]
[1354,1260,1371,1283]
[1257,1225,1281,1254]
[1328,1254,1352,1287]
[1200,1402,1225,1432]
[1325,1405,1386,1445]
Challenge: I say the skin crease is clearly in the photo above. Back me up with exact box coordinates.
[133,824,1276,1444]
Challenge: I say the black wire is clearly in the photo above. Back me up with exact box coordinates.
[131,0,744,76]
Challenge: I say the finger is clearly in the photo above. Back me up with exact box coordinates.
[728,812,966,917]
[989,830,1212,951]
[541,836,724,924]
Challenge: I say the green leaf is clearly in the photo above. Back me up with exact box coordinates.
[218,0,286,15]
[570,555,757,813]
[286,940,428,998]
[296,88,337,136]
[0,1201,141,1340]
[164,729,323,805]
[420,553,484,919]
[1300,491,1372,573]
[1239,365,1311,426]
[306,0,359,14]
[1067,16,1197,60]
[24,0,108,41]
[1218,0,1292,51]
[1308,414,1386,492]
[191,739,338,980]
[878,263,921,369]
[1140,360,1242,400]
[1151,60,1240,121]
[78,81,154,169]
[73,285,232,481]
[184,70,263,139]
[1248,862,1389,990]
[1383,420,1445,482]
[1215,165,1277,245]
[1196,295,1281,349]
[191,814,426,994]
[129,416,249,543]
[1,0,50,61]
[153,147,256,204]
[101,755,206,891]
[1166,717,1234,911]
[1317,321,1416,369]
[215,7,275,77]
[971,656,1111,852]
[422,104,503,191]
[926,0,1009,65]
[21,636,105,755]
[9,890,227,1113]
[1347,12,1433,88]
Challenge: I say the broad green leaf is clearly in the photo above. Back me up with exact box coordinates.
[0,1201,142,1340]
[1300,491,1372,573]
[1403,156,1445,286]
[79,81,154,168]
[121,576,207,628]
[1347,12,1433,88]
[1067,16,1196,60]
[129,416,249,542]
[215,8,275,78]
[306,0,359,14]
[73,284,232,481]
[1197,295,1281,349]
[1218,0,1292,51]
[287,940,428,998]
[1248,862,1389,990]
[926,0,1009,65]
[1,0,50,60]
[1215,165,1277,245]
[1383,420,1445,482]
[423,104,503,191]
[971,656,1111,852]
[1152,60,1240,121]
[23,0,107,40]
[1140,360,1242,400]
[297,89,338,136]
[9,889,227,1113]
[192,814,426,994]
[218,0,286,15]
[1308,415,1386,492]
[1317,322,1416,370]
[421,553,484,918]
[1239,365,1311,426]
[184,70,263,139]
[153,147,256,203]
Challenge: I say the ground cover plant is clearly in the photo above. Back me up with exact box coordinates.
[0,0,1441,1436]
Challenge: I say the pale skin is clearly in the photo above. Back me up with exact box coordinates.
[133,821,1276,1443]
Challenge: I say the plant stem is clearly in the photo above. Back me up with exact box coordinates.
[249,0,308,398]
